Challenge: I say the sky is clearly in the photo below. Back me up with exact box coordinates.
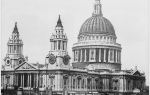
[1,0,149,85]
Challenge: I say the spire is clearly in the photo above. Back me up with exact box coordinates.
[13,22,19,34]
[56,15,63,27]
[93,0,103,16]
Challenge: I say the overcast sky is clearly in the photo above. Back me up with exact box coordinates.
[1,0,149,85]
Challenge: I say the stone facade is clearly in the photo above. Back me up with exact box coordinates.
[1,0,146,95]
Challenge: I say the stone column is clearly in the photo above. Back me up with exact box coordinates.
[124,77,126,91]
[106,78,109,91]
[120,78,123,91]
[85,78,87,89]
[53,41,55,50]
[75,78,77,90]
[33,74,35,87]
[80,49,82,62]
[66,42,67,51]
[104,49,106,62]
[119,51,121,63]
[99,49,101,62]
[16,74,18,85]
[27,74,29,87]
[61,41,63,50]
[57,41,59,50]
[72,50,74,62]
[89,49,91,62]
[30,74,31,87]
[23,74,24,88]
[21,74,22,87]
[112,49,114,63]
[94,49,96,61]
[77,50,79,62]
[37,74,38,87]
[84,49,86,62]
[116,50,118,63]
[44,73,49,87]
[53,41,54,50]
[108,49,110,62]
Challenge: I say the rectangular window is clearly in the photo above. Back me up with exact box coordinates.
[86,49,89,62]
[96,48,99,62]
[54,41,56,50]
[58,41,61,50]
[90,49,95,61]
[63,41,65,50]
[110,49,113,61]
[114,50,116,62]
[82,49,85,62]
[106,49,109,62]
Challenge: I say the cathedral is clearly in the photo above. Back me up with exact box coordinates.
[1,0,146,95]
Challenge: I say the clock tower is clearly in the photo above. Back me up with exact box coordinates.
[4,22,25,70]
[45,15,71,69]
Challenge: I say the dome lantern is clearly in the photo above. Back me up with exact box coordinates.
[93,0,103,16]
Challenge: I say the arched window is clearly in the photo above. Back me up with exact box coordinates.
[89,36,91,40]
[113,79,118,90]
[87,78,91,89]
[63,76,68,88]
[73,79,75,89]
[95,78,99,89]
[128,80,131,90]
[58,41,61,50]
[99,79,103,89]
[49,75,55,88]
[90,49,95,61]
[77,77,81,89]
[96,36,98,39]
[82,79,84,89]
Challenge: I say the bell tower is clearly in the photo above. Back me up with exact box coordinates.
[45,15,70,69]
[50,15,68,56]
[4,22,25,70]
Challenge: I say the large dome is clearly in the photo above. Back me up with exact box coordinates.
[79,16,116,36]
[79,0,116,37]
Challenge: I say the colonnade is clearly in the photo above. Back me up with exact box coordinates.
[62,75,115,91]
[16,73,39,88]
[73,48,121,63]
[8,45,23,54]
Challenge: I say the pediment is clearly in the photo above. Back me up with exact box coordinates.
[133,71,141,76]
[15,62,37,70]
